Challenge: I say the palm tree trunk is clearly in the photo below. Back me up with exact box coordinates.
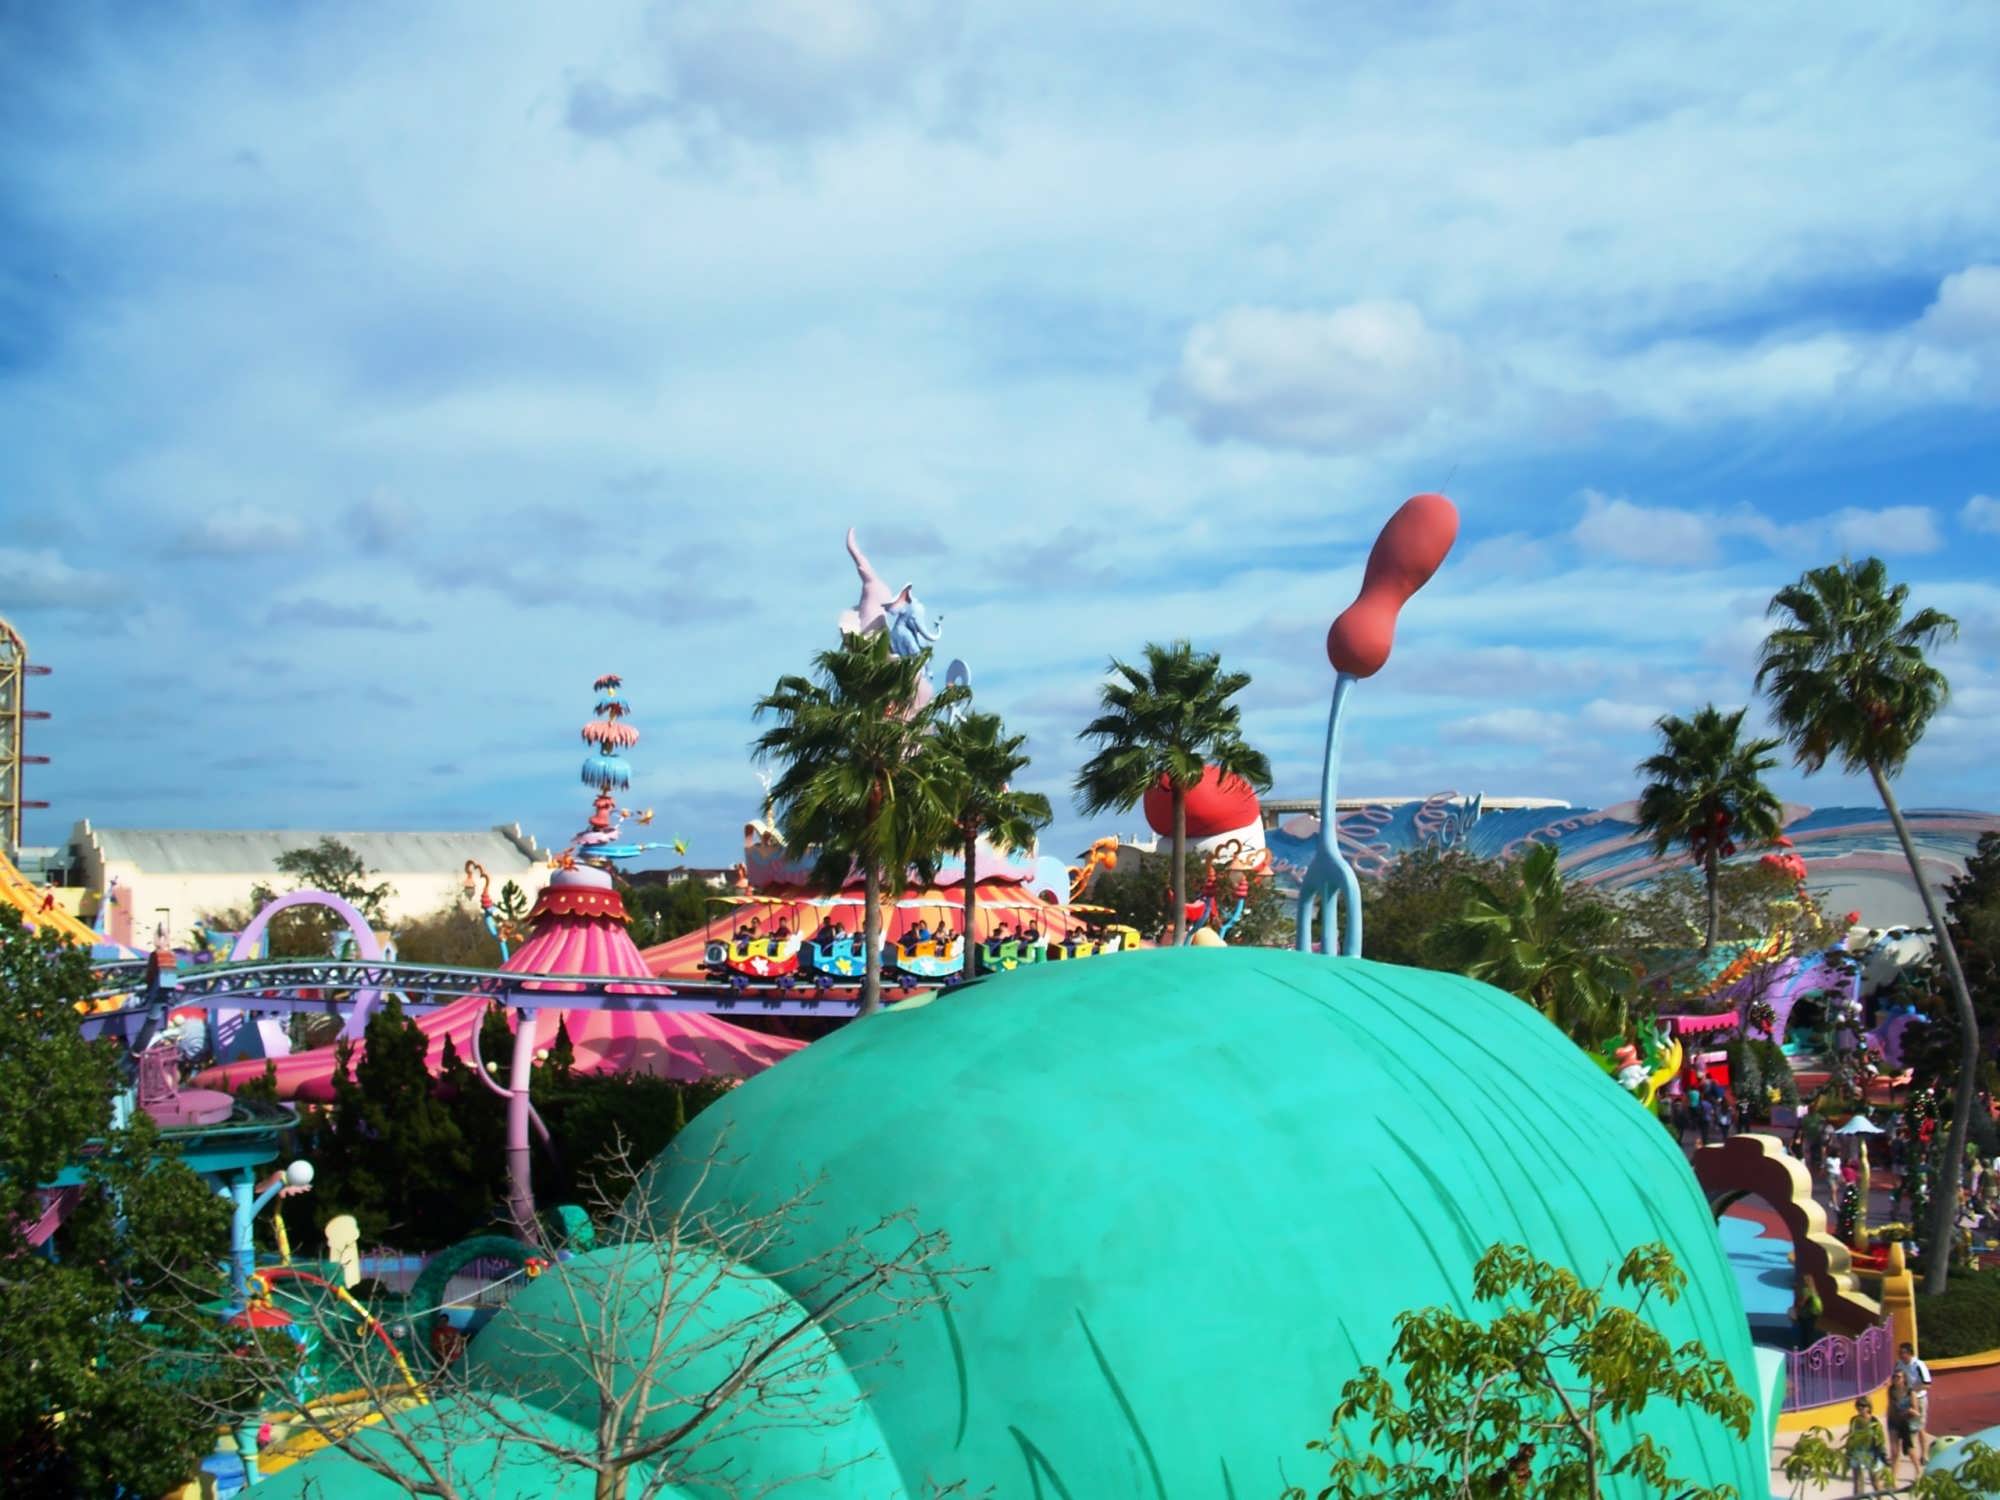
[1872,762,1980,1296]
[1171,790,1188,946]
[1703,846,1720,954]
[861,862,883,1017]
[962,823,979,984]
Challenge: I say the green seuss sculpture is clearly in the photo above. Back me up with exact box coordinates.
[262,948,1768,1497]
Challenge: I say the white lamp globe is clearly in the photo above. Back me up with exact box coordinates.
[285,1160,315,1188]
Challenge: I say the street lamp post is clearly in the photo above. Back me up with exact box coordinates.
[225,1159,314,1307]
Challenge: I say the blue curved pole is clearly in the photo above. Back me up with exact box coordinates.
[1296,671,1363,957]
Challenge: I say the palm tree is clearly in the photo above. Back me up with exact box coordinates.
[1633,705,1785,954]
[1757,556,1975,1293]
[752,632,963,1016]
[1431,843,1632,1046]
[933,712,1053,981]
[1073,640,1273,945]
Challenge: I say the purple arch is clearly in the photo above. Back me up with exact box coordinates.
[229,889,387,1041]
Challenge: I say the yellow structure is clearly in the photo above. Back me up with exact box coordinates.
[0,844,100,945]
[1641,1035,1685,1112]
[1878,1240,1918,1357]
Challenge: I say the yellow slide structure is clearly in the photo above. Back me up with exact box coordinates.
[1640,1035,1684,1113]
[0,847,100,946]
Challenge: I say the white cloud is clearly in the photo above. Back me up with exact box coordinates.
[1824,504,1941,556]
[1964,494,2000,535]
[1154,302,1481,454]
[1572,492,1942,565]
[1443,707,1566,748]
[0,548,125,612]
[171,504,309,556]
[568,0,967,146]
[1457,532,1551,576]
[1915,265,2000,348]
[6,3,2000,851]
[264,598,422,632]
[347,491,416,555]
[1579,699,1665,735]
[1572,490,1718,566]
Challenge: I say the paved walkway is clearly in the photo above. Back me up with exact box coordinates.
[1932,1361,2000,1437]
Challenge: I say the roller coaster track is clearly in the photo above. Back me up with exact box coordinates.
[79,958,870,1038]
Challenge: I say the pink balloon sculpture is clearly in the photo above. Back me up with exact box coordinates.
[1300,493,1459,958]
[1327,493,1460,679]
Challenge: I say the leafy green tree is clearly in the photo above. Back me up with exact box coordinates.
[933,711,1053,980]
[496,878,532,934]
[752,631,965,1015]
[1074,639,1272,946]
[1224,872,1295,948]
[395,902,505,967]
[1905,830,2000,1099]
[543,1015,576,1085]
[1785,1432,2000,1498]
[309,998,502,1245]
[1724,1036,1798,1123]
[273,835,396,919]
[621,876,714,950]
[1083,858,1173,941]
[1633,704,1785,954]
[531,1073,734,1209]
[1285,1241,1751,1500]
[1616,861,1831,1019]
[480,999,513,1078]
[1617,861,1822,964]
[236,836,398,957]
[1429,843,1633,1046]
[1360,847,1507,970]
[0,908,231,1495]
[1757,556,1976,1293]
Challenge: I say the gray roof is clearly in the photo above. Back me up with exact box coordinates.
[76,823,542,877]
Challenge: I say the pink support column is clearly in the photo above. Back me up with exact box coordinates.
[505,1004,540,1239]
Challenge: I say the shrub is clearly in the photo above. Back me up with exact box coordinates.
[534,1073,737,1210]
[1727,1041,1764,1117]
[1916,1266,2000,1359]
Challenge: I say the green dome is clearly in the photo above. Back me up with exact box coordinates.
[467,1240,901,1493]
[257,1392,647,1498]
[260,948,1765,1496]
[643,947,1765,1496]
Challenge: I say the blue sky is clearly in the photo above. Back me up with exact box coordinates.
[3,1,1997,872]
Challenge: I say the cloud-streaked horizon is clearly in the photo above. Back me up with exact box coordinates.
[2,1,1996,875]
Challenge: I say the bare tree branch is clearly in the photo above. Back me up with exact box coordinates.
[189,1124,980,1499]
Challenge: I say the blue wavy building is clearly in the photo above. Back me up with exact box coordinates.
[1261,794,1999,926]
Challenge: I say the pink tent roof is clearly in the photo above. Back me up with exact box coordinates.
[501,895,800,1083]
[500,876,804,1088]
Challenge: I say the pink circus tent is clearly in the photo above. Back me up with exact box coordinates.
[199,868,799,1101]
[495,869,802,1085]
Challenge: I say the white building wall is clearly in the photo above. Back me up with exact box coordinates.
[70,822,552,948]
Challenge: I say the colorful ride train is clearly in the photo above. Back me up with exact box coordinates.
[701,897,1137,993]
